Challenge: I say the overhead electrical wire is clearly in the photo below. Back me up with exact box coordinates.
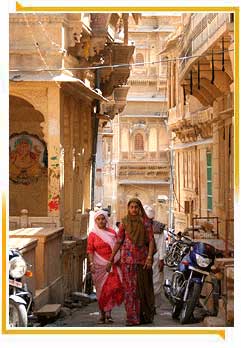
[10,48,234,73]
[10,13,234,77]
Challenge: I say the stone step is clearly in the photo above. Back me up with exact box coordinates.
[34,304,61,318]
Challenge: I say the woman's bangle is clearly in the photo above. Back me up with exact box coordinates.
[147,256,152,260]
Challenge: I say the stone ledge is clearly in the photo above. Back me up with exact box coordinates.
[9,227,64,243]
[34,304,61,318]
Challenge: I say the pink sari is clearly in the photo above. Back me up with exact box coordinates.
[92,228,122,301]
[87,211,123,311]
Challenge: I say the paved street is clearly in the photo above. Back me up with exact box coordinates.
[43,266,205,328]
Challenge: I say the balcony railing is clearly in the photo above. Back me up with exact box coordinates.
[180,13,232,72]
[168,106,179,125]
[119,151,169,163]
[190,107,213,125]
[117,163,170,178]
[192,13,231,53]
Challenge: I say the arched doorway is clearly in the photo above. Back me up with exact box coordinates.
[9,95,48,216]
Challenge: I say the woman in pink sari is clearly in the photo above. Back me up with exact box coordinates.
[87,210,124,324]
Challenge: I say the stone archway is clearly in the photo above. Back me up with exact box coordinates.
[9,95,48,216]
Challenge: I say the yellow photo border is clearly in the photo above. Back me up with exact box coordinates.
[2,2,239,337]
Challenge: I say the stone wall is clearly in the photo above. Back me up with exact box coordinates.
[9,227,64,310]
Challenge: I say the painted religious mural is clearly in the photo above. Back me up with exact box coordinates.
[10,132,48,185]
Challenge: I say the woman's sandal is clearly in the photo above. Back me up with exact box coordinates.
[106,317,114,323]
[125,321,140,326]
[97,317,105,324]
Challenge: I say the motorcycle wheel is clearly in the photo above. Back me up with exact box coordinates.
[172,303,182,319]
[9,299,28,327]
[179,282,202,324]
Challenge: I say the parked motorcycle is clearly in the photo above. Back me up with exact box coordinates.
[9,248,33,327]
[164,241,217,324]
[164,231,192,268]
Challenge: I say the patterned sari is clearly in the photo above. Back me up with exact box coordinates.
[117,216,155,325]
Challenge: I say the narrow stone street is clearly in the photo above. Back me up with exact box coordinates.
[42,266,204,328]
[7,12,234,332]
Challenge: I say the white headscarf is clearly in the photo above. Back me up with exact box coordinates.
[144,205,155,219]
[92,209,120,264]
[94,210,109,228]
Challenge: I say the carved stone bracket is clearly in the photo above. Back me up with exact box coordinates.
[100,98,116,119]
[172,118,213,142]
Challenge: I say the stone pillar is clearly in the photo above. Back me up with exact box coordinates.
[82,103,92,211]
[47,85,61,225]
[73,101,82,215]
[95,132,104,204]
[123,14,129,45]
[20,209,29,228]
[170,61,174,108]
[63,95,74,235]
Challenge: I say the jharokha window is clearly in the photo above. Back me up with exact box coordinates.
[136,53,144,66]
[134,133,144,151]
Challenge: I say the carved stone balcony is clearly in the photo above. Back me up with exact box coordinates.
[100,44,135,97]
[113,85,130,114]
[168,106,183,126]
[178,13,234,107]
[171,106,214,143]
[179,13,233,76]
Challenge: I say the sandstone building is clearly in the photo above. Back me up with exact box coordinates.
[163,12,235,325]
[95,14,181,224]
[163,13,234,249]
[9,12,139,308]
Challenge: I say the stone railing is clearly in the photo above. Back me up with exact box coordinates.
[192,13,231,54]
[121,151,169,163]
[191,13,207,28]
[9,209,60,230]
[179,13,232,73]
[117,164,170,179]
[168,106,179,126]
[190,107,213,125]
